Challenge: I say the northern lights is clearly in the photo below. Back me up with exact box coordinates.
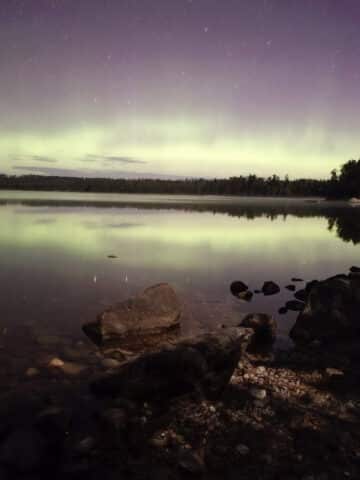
[1,0,360,179]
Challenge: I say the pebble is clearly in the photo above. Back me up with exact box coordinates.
[250,387,267,400]
[75,436,96,454]
[25,367,40,378]
[61,362,88,376]
[48,357,65,368]
[102,358,122,369]
[236,444,250,455]
[325,367,344,377]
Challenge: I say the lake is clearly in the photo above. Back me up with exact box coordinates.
[0,190,359,349]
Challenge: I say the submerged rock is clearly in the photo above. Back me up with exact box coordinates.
[83,283,181,351]
[230,281,248,297]
[91,327,252,400]
[262,281,280,296]
[290,275,360,344]
[239,313,277,346]
[285,284,296,291]
[237,290,253,302]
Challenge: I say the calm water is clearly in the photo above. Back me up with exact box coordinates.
[1,191,359,347]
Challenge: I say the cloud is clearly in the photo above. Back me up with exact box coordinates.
[10,154,57,164]
[85,154,147,164]
[12,165,188,180]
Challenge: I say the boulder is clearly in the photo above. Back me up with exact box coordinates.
[230,281,248,297]
[83,283,181,351]
[294,289,307,302]
[305,279,319,293]
[90,327,252,400]
[290,275,360,344]
[239,313,277,346]
[262,281,280,296]
[285,300,305,312]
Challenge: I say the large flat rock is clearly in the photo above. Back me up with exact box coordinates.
[83,283,181,350]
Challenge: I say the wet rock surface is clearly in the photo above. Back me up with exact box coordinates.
[290,273,360,344]
[83,283,182,351]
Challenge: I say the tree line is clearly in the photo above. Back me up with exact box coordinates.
[0,159,358,197]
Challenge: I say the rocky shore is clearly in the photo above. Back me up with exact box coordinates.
[1,273,360,479]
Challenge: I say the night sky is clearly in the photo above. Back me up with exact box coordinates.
[1,0,360,179]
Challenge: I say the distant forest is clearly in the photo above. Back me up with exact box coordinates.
[0,159,359,198]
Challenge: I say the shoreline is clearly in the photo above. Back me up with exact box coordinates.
[1,273,360,478]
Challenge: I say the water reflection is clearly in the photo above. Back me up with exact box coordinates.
[1,192,359,244]
[0,192,359,346]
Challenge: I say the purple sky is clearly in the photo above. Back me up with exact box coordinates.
[1,0,360,179]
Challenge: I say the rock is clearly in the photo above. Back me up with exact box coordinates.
[291,277,304,282]
[0,428,46,473]
[48,357,65,368]
[305,280,319,293]
[285,284,296,291]
[285,300,305,312]
[294,289,307,302]
[101,358,122,369]
[60,362,88,376]
[230,281,248,297]
[240,313,277,346]
[250,387,267,400]
[75,436,96,454]
[262,281,280,296]
[237,290,253,302]
[325,368,344,377]
[91,327,252,400]
[350,266,360,273]
[278,307,287,315]
[178,449,205,474]
[83,283,181,351]
[107,255,118,259]
[290,275,360,344]
[236,444,250,456]
[48,358,87,376]
[25,367,40,378]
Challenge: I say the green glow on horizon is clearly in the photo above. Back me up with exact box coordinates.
[1,116,359,179]
[0,206,355,271]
